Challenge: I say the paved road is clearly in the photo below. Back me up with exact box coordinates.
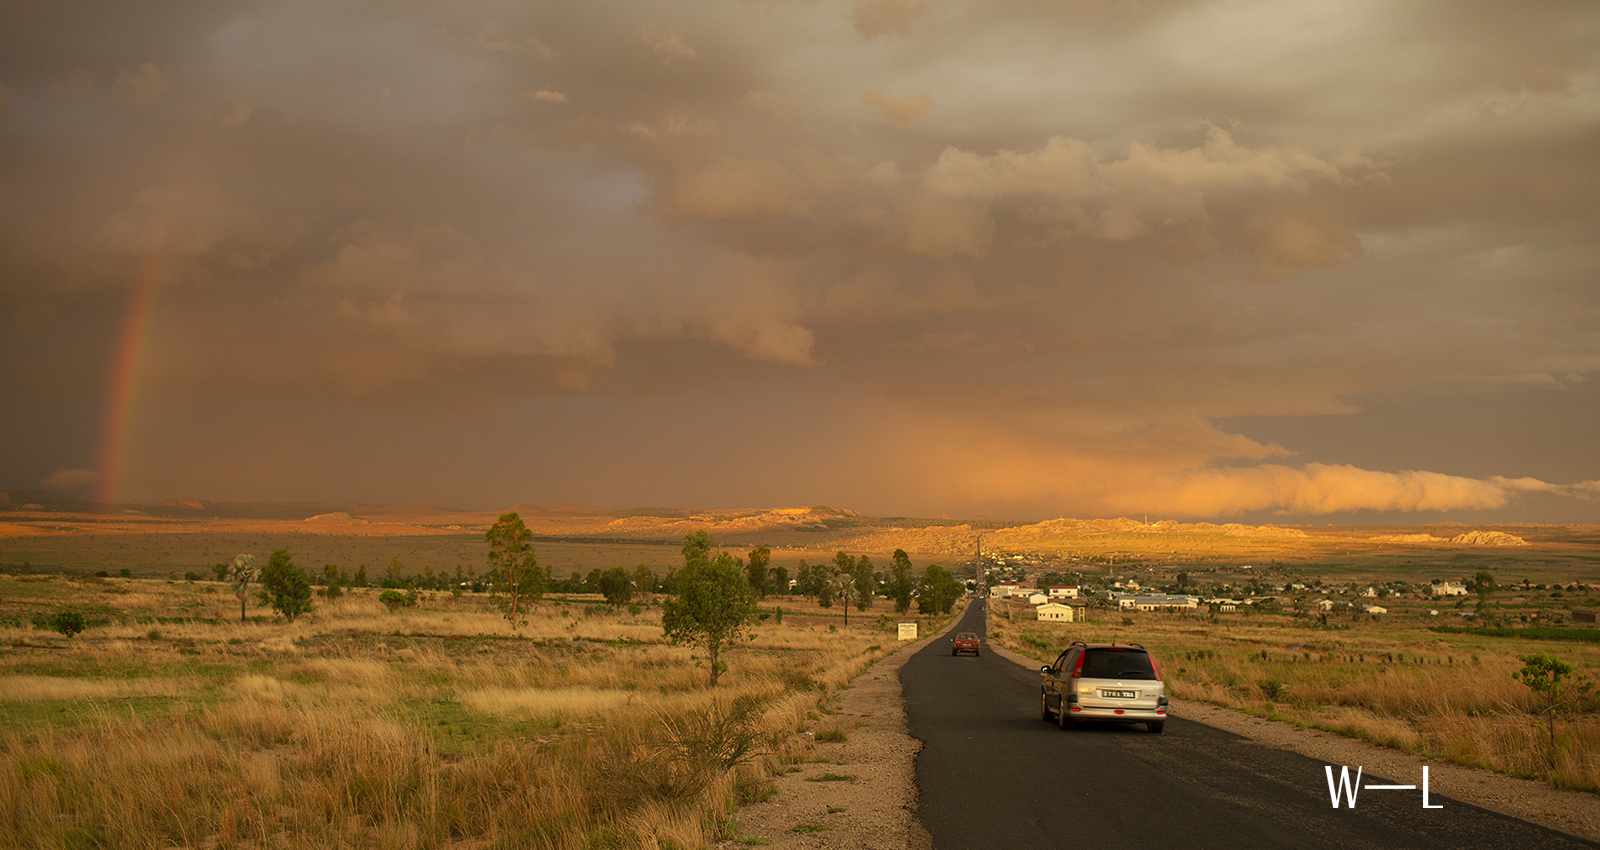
[901,600,1597,850]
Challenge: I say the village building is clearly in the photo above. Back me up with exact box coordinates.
[1036,602,1075,622]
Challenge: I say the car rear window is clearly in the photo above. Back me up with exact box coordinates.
[1081,648,1156,680]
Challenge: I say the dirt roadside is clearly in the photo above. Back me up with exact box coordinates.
[722,623,1600,848]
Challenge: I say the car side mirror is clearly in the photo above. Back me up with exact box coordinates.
[1041,666,1052,674]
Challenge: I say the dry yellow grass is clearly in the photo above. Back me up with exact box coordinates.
[0,579,936,849]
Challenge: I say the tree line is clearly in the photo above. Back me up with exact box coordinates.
[211,510,967,626]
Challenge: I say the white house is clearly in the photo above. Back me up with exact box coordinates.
[1363,605,1388,615]
[1036,602,1075,622]
[1312,598,1335,611]
[1048,586,1079,599]
[1113,593,1200,612]
[1026,592,1049,605]
[1432,582,1469,597]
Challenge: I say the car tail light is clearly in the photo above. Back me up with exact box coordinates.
[1069,653,1085,679]
[1149,654,1163,682]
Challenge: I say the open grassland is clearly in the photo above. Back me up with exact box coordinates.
[992,605,1600,793]
[0,575,946,850]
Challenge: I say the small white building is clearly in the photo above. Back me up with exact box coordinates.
[1036,602,1075,622]
[1362,587,1377,598]
[1312,598,1335,611]
[1363,605,1388,615]
[1048,585,1079,599]
[1026,592,1049,605]
[1432,582,1469,597]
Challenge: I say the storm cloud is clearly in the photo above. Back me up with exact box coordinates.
[1,0,1597,520]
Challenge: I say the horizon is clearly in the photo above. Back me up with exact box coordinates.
[3,3,1598,524]
[7,486,1600,531]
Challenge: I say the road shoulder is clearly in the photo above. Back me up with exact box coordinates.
[717,627,944,850]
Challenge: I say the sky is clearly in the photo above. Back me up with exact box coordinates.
[2,0,1598,523]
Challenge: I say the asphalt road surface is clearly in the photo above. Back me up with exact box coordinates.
[901,600,1597,850]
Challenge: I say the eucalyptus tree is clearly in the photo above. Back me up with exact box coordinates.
[663,532,758,686]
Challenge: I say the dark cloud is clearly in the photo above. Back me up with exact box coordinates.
[1,0,1597,519]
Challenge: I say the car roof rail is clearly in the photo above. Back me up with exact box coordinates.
[1069,640,1088,648]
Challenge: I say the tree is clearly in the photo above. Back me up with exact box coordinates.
[486,511,542,630]
[1472,571,1499,618]
[379,589,412,611]
[890,549,915,614]
[832,569,859,627]
[815,563,835,608]
[746,546,771,598]
[211,562,228,582]
[852,554,876,612]
[226,554,258,622]
[599,567,635,605]
[662,533,759,686]
[917,564,962,614]
[322,564,345,599]
[769,564,789,595]
[795,561,813,598]
[1513,652,1594,755]
[258,549,314,622]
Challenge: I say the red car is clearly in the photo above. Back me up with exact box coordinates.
[951,632,981,656]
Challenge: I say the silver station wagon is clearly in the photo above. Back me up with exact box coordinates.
[1040,641,1169,733]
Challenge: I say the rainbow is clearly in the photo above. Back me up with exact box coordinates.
[96,234,167,507]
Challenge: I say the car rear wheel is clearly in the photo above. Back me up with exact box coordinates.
[1041,693,1052,721]
[1148,721,1164,734]
[1057,703,1076,730]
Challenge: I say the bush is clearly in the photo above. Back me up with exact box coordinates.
[379,589,412,612]
[258,549,314,622]
[50,611,86,638]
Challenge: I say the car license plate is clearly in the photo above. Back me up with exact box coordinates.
[1102,689,1135,699]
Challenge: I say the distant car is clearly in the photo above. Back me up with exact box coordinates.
[1040,641,1168,733]
[951,632,981,656]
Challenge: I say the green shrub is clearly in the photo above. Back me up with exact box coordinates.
[50,611,86,638]
[379,589,412,611]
